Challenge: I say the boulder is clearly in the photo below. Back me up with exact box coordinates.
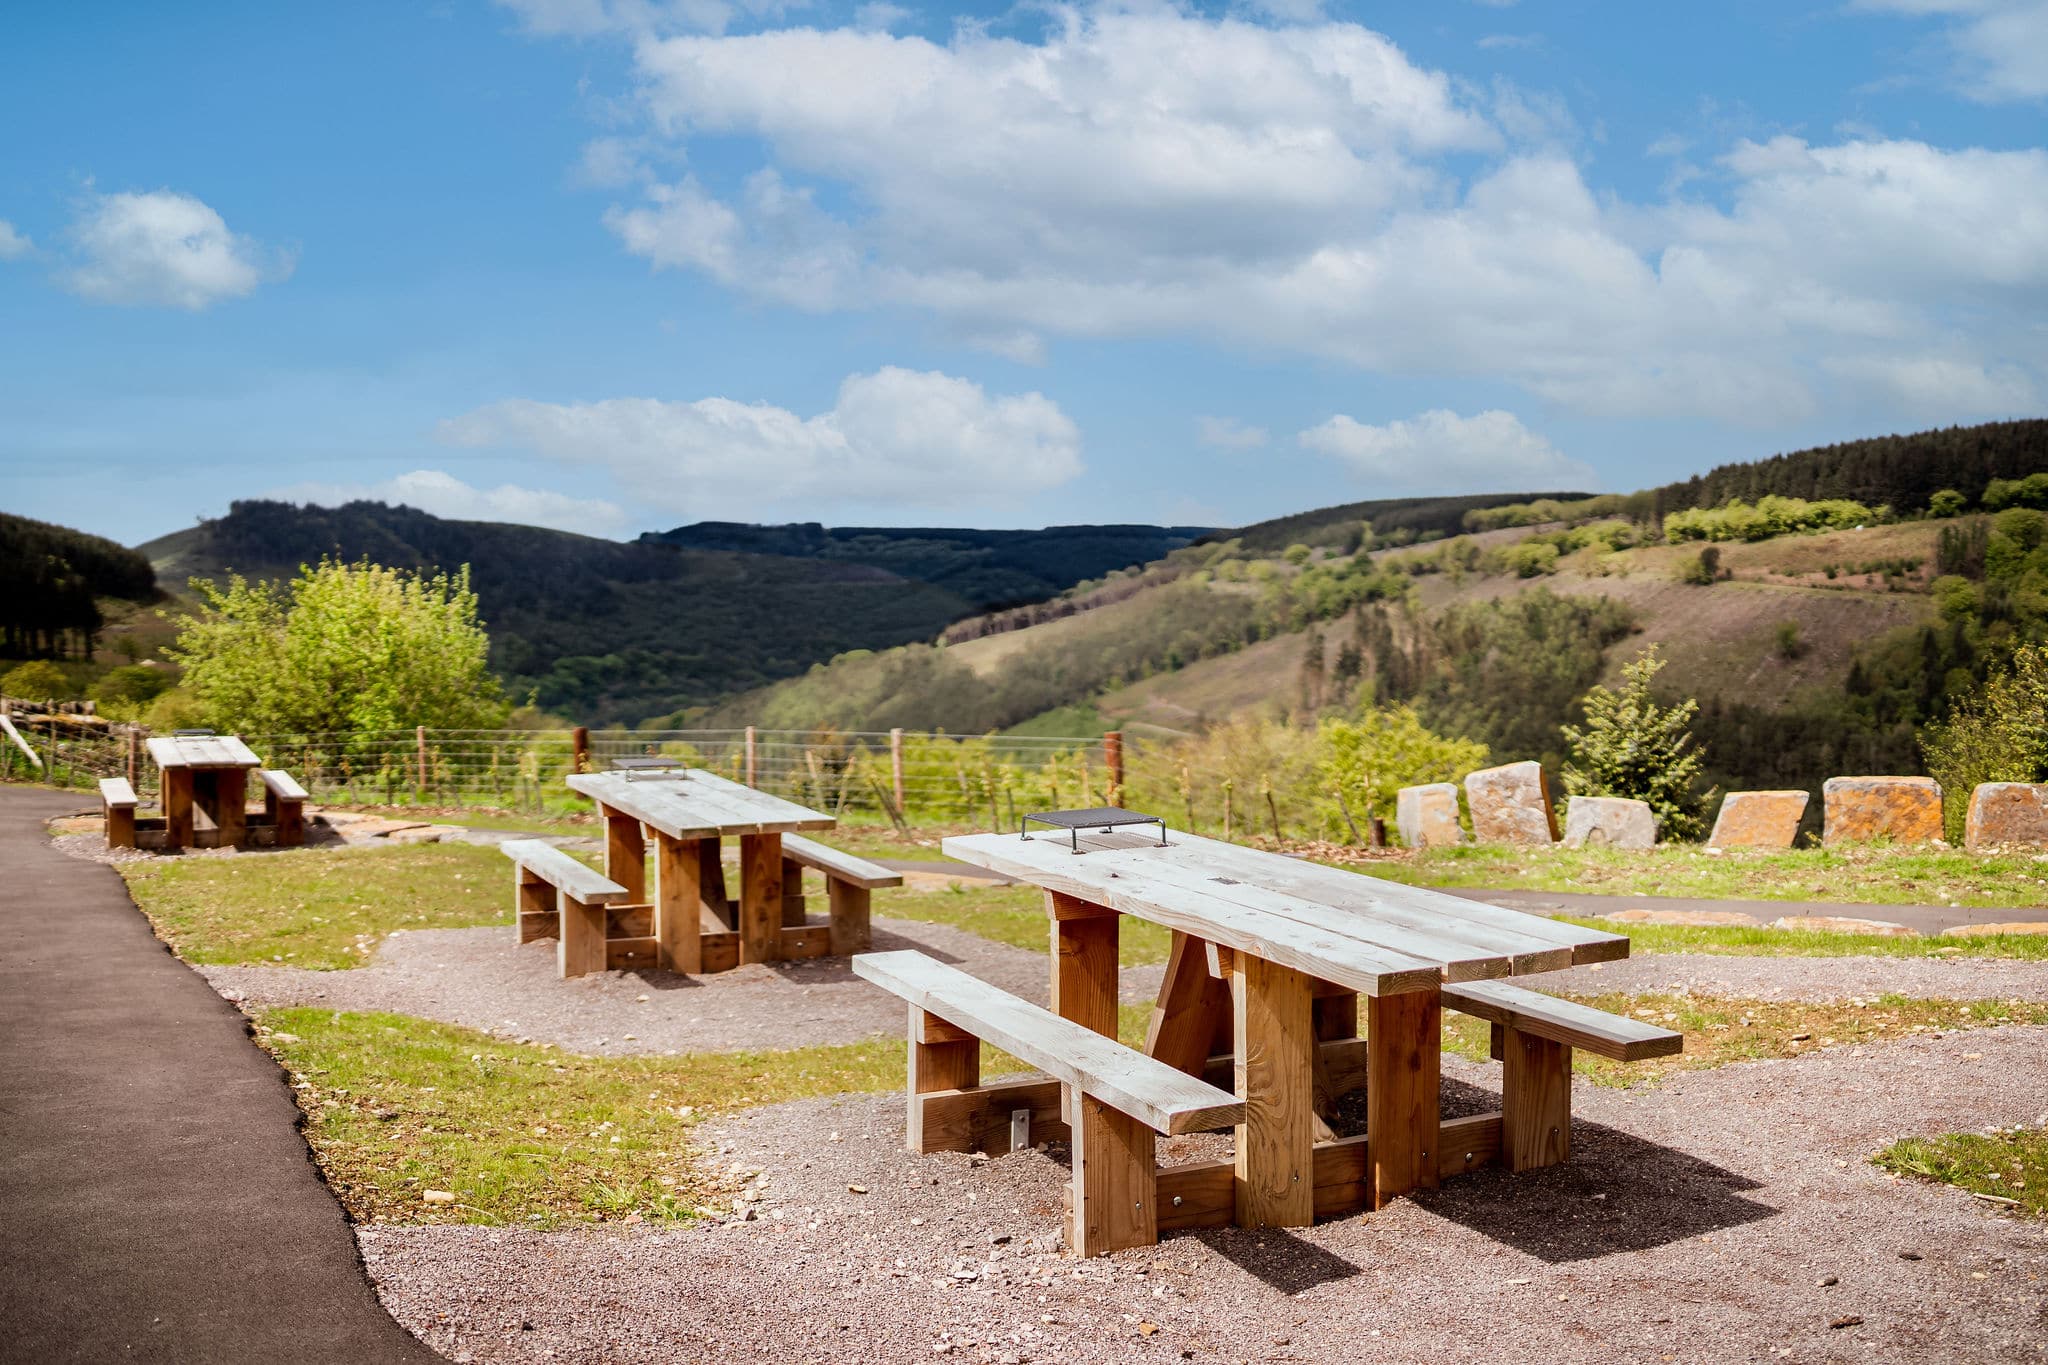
[1463,761,1558,845]
[1707,790,1809,849]
[1602,907,1760,927]
[1562,795,1657,849]
[1941,921,2048,937]
[1964,782,2048,851]
[1395,783,1466,849]
[1766,915,1917,937]
[1821,777,1944,846]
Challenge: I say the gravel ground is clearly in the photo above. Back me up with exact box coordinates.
[362,1026,2048,1364]
[1544,952,2048,1003]
[202,920,1167,1054]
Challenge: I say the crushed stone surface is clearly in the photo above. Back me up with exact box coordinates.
[362,1026,2048,1364]
[1544,951,2048,1003]
[201,920,1166,1054]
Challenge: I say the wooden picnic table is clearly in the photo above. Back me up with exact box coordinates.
[942,823,1631,1228]
[564,768,839,972]
[145,734,263,850]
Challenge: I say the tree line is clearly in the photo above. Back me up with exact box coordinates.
[0,512,157,661]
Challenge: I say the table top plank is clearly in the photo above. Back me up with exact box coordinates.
[567,771,833,839]
[145,735,262,769]
[941,832,1443,997]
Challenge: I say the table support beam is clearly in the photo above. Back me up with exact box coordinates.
[655,834,703,974]
[738,832,783,965]
[603,806,647,903]
[1145,931,1230,1078]
[162,768,194,850]
[1070,1094,1158,1257]
[1232,954,1315,1228]
[1503,1031,1572,1172]
[1366,987,1442,1208]
[698,838,733,930]
[213,768,248,849]
[1047,892,1118,1039]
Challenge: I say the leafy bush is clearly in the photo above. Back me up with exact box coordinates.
[1664,495,1881,544]
[1984,473,2048,511]
[1314,705,1488,842]
[1928,489,1968,518]
[1921,644,2048,841]
[1774,621,1805,660]
[0,660,69,701]
[1679,546,1721,585]
[1560,646,1710,840]
[1499,541,1561,578]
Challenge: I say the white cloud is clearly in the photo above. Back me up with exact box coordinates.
[1196,415,1269,450]
[436,367,1082,519]
[1298,409,1596,494]
[0,220,30,260]
[267,469,630,538]
[1854,1,2048,102]
[853,2,909,32]
[62,190,289,309]
[561,9,2047,426]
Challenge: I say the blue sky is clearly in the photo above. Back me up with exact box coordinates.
[2,0,2044,546]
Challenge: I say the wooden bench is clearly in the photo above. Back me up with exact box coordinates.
[256,769,308,846]
[499,839,636,978]
[100,777,138,849]
[779,834,902,954]
[854,948,1244,1257]
[1442,979,1683,1171]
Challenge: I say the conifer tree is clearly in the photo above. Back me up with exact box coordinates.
[1560,646,1709,840]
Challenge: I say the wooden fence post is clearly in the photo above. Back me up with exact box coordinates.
[890,727,906,814]
[744,726,758,788]
[416,725,429,794]
[126,729,139,788]
[1103,731,1123,807]
[572,726,589,775]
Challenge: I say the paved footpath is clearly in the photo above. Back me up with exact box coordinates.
[0,787,438,1364]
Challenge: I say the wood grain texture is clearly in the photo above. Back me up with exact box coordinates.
[781,833,904,889]
[557,894,608,978]
[655,834,703,973]
[1232,954,1315,1228]
[1145,931,1231,1079]
[161,767,193,849]
[1070,1094,1158,1257]
[1443,979,1683,1061]
[516,866,555,944]
[698,838,733,928]
[908,1004,981,1152]
[779,856,809,927]
[738,832,784,965]
[1366,986,1441,1208]
[603,808,647,902]
[1502,1030,1573,1172]
[912,1079,1068,1155]
[564,770,833,840]
[497,840,631,904]
[1050,896,1119,1040]
[827,880,871,955]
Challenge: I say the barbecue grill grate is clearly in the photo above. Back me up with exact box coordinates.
[1020,806,1168,853]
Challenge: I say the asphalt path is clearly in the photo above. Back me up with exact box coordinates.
[0,786,438,1364]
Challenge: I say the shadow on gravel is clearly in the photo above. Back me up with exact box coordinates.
[1417,1119,1777,1263]
[1201,1226,1364,1293]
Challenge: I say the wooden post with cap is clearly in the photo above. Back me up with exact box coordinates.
[1103,731,1124,808]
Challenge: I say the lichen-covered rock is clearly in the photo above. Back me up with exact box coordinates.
[1766,915,1917,937]
[1964,782,2048,851]
[1707,790,1809,849]
[1395,783,1465,849]
[1821,776,1944,846]
[1463,761,1557,845]
[1562,796,1657,849]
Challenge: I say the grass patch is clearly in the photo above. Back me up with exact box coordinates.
[1553,914,2048,961]
[873,881,1175,967]
[120,842,511,969]
[1439,992,2048,1088]
[1356,842,2048,911]
[1877,1129,2047,1219]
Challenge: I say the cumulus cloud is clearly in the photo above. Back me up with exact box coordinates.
[1298,410,1596,493]
[561,7,2047,425]
[267,469,630,538]
[0,220,30,260]
[1196,415,1269,450]
[62,190,289,309]
[1854,1,2048,102]
[437,367,1082,519]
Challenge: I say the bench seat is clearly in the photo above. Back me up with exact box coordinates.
[101,778,139,849]
[1442,978,1682,1172]
[779,833,902,954]
[500,839,632,978]
[254,768,309,846]
[854,948,1243,1256]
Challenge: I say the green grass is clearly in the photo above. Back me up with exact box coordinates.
[1439,992,2048,1088]
[1877,1129,2047,1219]
[1552,914,2048,961]
[1356,842,2048,911]
[120,843,512,969]
[873,881,1175,967]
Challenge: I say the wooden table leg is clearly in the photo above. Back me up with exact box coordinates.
[162,768,193,849]
[1144,930,1229,1078]
[214,768,248,848]
[1046,891,1118,1038]
[1503,1031,1572,1172]
[655,834,703,973]
[827,880,871,955]
[602,804,647,902]
[738,832,783,965]
[1071,1094,1158,1257]
[1366,986,1442,1208]
[558,891,607,978]
[1232,954,1314,1228]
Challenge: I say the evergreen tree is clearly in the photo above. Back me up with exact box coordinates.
[1560,646,1709,840]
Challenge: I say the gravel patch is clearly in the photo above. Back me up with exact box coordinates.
[1545,952,2048,1003]
[202,920,1166,1055]
[362,1027,2048,1364]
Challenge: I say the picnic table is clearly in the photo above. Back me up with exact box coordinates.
[145,734,263,850]
[940,819,1654,1237]
[552,766,896,975]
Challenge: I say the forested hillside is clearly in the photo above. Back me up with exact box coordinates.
[0,512,158,661]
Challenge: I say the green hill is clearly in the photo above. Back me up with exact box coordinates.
[0,511,158,661]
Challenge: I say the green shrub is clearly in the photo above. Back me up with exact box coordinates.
[0,660,68,700]
[1927,489,1968,518]
[1500,542,1561,578]
[1921,644,2048,841]
[1560,646,1709,841]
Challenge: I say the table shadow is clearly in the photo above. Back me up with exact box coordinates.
[1195,1226,1364,1294]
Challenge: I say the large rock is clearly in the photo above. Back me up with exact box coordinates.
[1562,795,1657,849]
[1464,761,1558,845]
[1822,776,1944,846]
[1707,790,1809,849]
[1395,783,1466,849]
[1766,915,1917,937]
[1964,782,2048,851]
[1603,907,1760,927]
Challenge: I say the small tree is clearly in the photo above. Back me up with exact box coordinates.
[1927,488,1967,519]
[0,660,68,700]
[1921,644,2048,841]
[1560,646,1709,840]
[1315,704,1489,838]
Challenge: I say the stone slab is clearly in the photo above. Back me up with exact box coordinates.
[1602,907,1761,927]
[1708,790,1809,850]
[1822,776,1944,846]
[1964,782,2048,852]
[1464,760,1557,846]
[1395,783,1466,849]
[1941,922,2048,937]
[1562,795,1657,849]
[1766,915,1917,937]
